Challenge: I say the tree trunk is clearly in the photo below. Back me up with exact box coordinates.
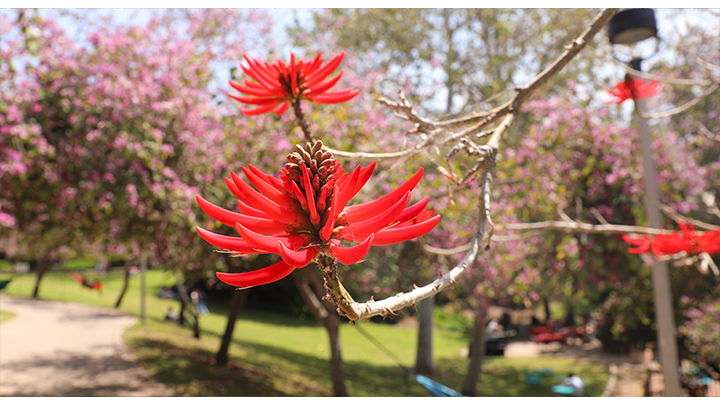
[32,260,51,298]
[543,298,551,324]
[292,268,348,396]
[216,288,248,366]
[564,303,575,327]
[415,295,434,374]
[325,312,347,396]
[193,313,201,339]
[176,273,200,327]
[114,267,131,308]
[461,307,486,396]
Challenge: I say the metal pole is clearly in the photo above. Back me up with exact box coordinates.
[635,93,681,397]
[140,252,148,325]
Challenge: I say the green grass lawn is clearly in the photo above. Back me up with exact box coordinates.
[2,270,609,396]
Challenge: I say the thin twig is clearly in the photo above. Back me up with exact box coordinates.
[638,83,720,119]
[593,50,716,86]
[659,203,719,231]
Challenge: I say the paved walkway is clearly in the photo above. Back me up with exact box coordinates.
[0,295,174,396]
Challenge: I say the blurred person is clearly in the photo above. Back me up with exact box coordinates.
[486,318,503,334]
[564,373,584,396]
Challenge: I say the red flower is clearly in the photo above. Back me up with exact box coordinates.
[196,141,440,288]
[604,76,663,104]
[622,233,652,254]
[622,222,720,258]
[228,52,359,116]
[67,271,103,290]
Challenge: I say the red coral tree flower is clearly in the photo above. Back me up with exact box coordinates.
[196,141,440,288]
[604,76,663,104]
[622,222,720,258]
[228,52,359,116]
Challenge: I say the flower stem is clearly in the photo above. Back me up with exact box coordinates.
[316,255,361,321]
[291,98,314,143]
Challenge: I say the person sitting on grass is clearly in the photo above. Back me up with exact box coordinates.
[564,373,584,396]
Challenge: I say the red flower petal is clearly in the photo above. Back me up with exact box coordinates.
[228,94,284,105]
[240,103,280,116]
[228,80,277,97]
[196,226,264,254]
[309,89,360,104]
[304,71,344,96]
[391,197,430,226]
[372,215,441,246]
[231,171,298,224]
[337,191,411,242]
[345,168,424,223]
[273,101,290,115]
[277,241,318,267]
[330,234,375,265]
[337,165,362,210]
[67,271,85,285]
[247,163,285,191]
[350,162,377,198]
[319,185,340,241]
[305,52,345,87]
[244,55,283,89]
[236,200,273,220]
[301,166,321,226]
[290,52,298,96]
[196,195,288,234]
[216,261,296,289]
[241,166,297,208]
[234,223,307,254]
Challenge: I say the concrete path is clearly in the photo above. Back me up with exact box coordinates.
[0,295,174,396]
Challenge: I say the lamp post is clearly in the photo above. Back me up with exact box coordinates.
[607,9,680,397]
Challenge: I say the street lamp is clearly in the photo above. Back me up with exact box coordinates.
[607,9,681,397]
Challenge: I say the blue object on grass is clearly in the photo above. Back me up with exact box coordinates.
[552,385,575,395]
[539,368,553,374]
[526,374,540,384]
[414,374,465,397]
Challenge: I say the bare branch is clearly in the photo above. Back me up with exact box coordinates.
[321,9,620,321]
[702,192,720,220]
[336,169,494,320]
[324,139,431,161]
[496,220,667,236]
[659,203,719,231]
[327,9,618,163]
[697,121,720,143]
[593,49,717,86]
[591,208,610,225]
[638,83,720,119]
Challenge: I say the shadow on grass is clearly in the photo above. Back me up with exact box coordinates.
[127,336,285,396]
[127,324,441,397]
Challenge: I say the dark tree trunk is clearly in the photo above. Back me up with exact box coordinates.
[176,273,201,332]
[461,307,487,396]
[114,267,131,308]
[543,298,551,324]
[415,295,434,374]
[192,313,201,339]
[565,304,575,327]
[325,313,347,396]
[216,288,248,366]
[32,260,51,298]
[178,298,187,325]
[292,268,348,396]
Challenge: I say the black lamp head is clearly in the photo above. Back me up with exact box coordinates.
[607,8,658,45]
